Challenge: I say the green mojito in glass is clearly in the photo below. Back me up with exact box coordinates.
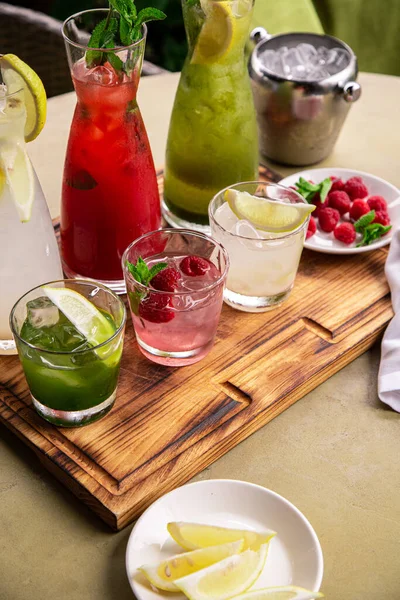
[163,0,259,229]
[10,280,126,427]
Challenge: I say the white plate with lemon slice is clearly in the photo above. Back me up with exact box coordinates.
[126,480,324,600]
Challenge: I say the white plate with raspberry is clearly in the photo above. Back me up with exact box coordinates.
[280,168,400,254]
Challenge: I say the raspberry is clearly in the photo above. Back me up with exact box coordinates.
[344,176,368,200]
[349,199,370,221]
[151,267,181,292]
[306,216,317,239]
[180,255,211,276]
[367,195,387,212]
[330,177,345,192]
[311,192,329,218]
[327,190,351,215]
[334,222,356,245]
[318,207,340,232]
[373,210,391,226]
[139,293,174,323]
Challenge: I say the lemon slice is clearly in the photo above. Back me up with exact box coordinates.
[192,1,235,65]
[225,189,315,233]
[229,586,324,600]
[0,54,47,142]
[139,540,244,592]
[167,522,276,551]
[174,543,269,600]
[42,287,116,355]
[0,142,34,221]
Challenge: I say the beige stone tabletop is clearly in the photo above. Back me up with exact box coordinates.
[1,72,400,600]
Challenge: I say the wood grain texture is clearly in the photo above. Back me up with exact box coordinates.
[0,168,393,530]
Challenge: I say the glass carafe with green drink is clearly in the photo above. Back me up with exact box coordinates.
[163,0,259,230]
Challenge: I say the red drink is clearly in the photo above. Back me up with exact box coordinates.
[123,229,229,366]
[61,59,161,289]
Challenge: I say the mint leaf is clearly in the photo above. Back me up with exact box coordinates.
[319,178,332,203]
[295,177,331,203]
[354,210,375,233]
[148,262,168,281]
[296,177,320,192]
[109,0,137,24]
[356,222,392,247]
[86,16,119,67]
[120,15,132,45]
[126,257,168,286]
[132,7,167,41]
[106,49,124,72]
[86,18,108,67]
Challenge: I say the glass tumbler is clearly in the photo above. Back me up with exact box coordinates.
[209,181,309,312]
[10,280,126,427]
[122,228,229,366]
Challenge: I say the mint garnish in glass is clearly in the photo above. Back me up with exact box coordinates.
[86,0,166,70]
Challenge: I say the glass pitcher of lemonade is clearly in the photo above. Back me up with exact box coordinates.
[0,59,63,354]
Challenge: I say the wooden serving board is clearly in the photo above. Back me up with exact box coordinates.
[0,167,393,531]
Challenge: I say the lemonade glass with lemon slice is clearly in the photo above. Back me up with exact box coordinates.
[0,55,63,354]
[163,0,259,230]
[10,280,126,427]
[209,182,314,311]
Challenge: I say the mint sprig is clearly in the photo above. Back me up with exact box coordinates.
[295,177,332,204]
[354,210,392,247]
[126,257,167,286]
[86,1,166,70]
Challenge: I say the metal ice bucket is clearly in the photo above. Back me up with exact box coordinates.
[249,29,361,166]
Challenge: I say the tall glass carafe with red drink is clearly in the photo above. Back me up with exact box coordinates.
[61,9,162,293]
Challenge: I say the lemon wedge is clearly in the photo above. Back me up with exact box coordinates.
[41,287,117,360]
[229,586,324,600]
[139,540,243,591]
[167,522,276,551]
[0,143,34,221]
[192,1,235,65]
[174,543,270,600]
[0,54,47,142]
[225,189,315,233]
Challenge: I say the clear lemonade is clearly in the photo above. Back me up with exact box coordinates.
[0,82,62,353]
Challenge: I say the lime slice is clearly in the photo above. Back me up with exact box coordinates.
[167,522,276,552]
[192,1,235,65]
[0,143,34,222]
[225,189,315,233]
[0,54,47,142]
[174,543,270,600]
[139,540,244,592]
[41,287,116,353]
[229,586,324,600]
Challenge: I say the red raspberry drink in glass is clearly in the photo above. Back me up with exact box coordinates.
[123,229,229,366]
[61,12,161,293]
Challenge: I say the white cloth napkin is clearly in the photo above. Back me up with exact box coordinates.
[378,227,400,412]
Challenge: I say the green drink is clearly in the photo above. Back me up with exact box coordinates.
[11,280,126,427]
[163,0,259,228]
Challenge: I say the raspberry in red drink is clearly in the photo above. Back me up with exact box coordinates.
[123,230,229,366]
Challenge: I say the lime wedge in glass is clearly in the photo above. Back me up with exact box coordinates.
[225,189,315,233]
[41,287,116,360]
